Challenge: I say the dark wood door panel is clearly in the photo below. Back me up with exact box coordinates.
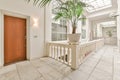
[4,15,26,65]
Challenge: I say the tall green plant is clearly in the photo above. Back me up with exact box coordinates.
[26,0,87,34]
[106,31,112,37]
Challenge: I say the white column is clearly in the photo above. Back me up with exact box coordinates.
[117,0,120,52]
[71,45,79,69]
[97,24,103,38]
[44,4,52,56]
[0,11,3,67]
[86,18,91,41]
[90,21,94,40]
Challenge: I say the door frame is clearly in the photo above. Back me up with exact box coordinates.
[0,10,30,66]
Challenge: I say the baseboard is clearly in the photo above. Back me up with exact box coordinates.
[0,65,3,69]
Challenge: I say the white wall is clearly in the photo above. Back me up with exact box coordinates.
[0,0,46,66]
[96,24,103,38]
[0,11,2,66]
[103,27,117,45]
[44,4,52,56]
[117,0,120,51]
[85,19,91,41]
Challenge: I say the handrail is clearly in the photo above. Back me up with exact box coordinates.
[46,39,104,69]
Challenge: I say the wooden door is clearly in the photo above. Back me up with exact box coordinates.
[4,15,26,65]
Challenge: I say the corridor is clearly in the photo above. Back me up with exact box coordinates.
[0,46,120,80]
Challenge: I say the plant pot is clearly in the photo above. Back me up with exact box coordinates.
[68,33,81,44]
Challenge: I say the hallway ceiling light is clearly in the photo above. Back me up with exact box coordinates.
[82,0,112,12]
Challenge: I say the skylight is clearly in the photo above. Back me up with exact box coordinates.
[82,0,112,12]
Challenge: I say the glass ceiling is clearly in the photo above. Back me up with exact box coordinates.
[82,0,112,12]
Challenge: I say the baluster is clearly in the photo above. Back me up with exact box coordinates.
[67,48,70,65]
[83,46,85,57]
[63,47,66,63]
[52,46,55,58]
[61,47,63,62]
[49,45,51,57]
[79,47,82,63]
[56,46,58,59]
[54,46,56,59]
[51,45,53,58]
[69,48,72,65]
[56,46,59,60]
[59,46,62,61]
[50,45,53,58]
[55,46,57,59]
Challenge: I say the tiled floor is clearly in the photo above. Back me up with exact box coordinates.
[0,45,120,80]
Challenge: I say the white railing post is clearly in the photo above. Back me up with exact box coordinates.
[71,45,79,70]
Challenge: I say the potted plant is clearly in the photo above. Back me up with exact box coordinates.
[26,0,87,44]
[106,31,112,37]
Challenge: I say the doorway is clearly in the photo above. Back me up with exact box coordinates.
[4,15,27,65]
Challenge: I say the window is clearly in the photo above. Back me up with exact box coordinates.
[81,15,87,39]
[51,1,67,41]
[81,29,86,39]
[52,22,67,41]
[82,0,112,12]
[81,15,86,26]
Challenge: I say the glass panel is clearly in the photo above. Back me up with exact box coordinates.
[51,0,67,41]
[52,23,67,41]
[96,0,104,7]
[83,0,112,12]
[90,1,98,8]
[104,0,111,5]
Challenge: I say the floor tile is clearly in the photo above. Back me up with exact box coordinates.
[16,61,42,80]
[0,70,20,80]
[68,70,89,80]
[0,46,119,80]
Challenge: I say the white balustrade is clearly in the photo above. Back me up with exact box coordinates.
[46,43,73,66]
[46,39,104,69]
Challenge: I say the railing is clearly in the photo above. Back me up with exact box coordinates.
[46,43,72,66]
[78,39,104,65]
[46,39,104,69]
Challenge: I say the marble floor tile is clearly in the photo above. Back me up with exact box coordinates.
[0,64,16,75]
[113,75,120,80]
[88,76,100,80]
[16,61,43,80]
[30,59,48,68]
[68,70,89,80]
[59,77,71,80]
[0,46,119,80]
[90,68,112,80]
[78,64,94,74]
[0,70,20,80]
